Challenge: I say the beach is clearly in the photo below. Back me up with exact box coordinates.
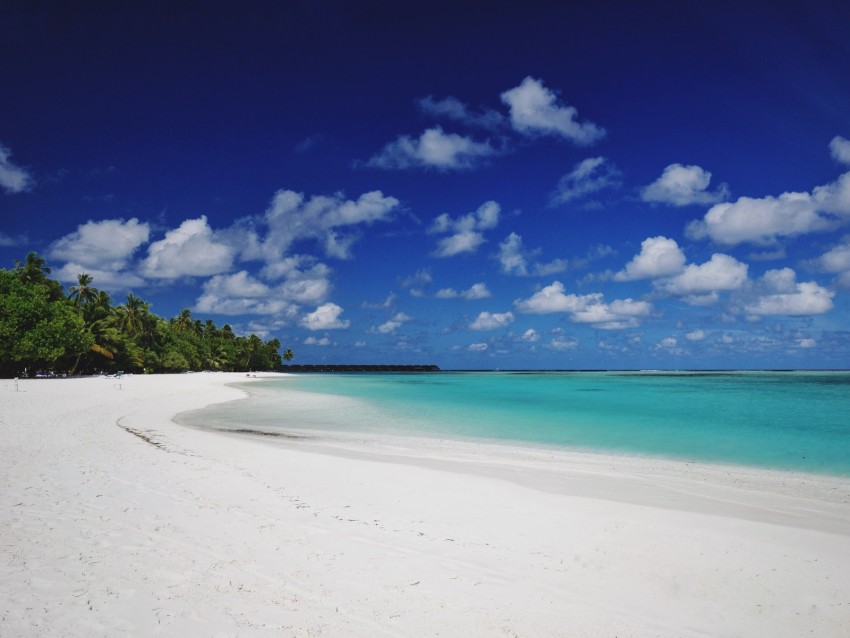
[2,373,850,637]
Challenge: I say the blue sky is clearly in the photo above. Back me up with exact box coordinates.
[2,0,850,369]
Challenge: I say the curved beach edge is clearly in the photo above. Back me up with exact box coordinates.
[2,372,849,637]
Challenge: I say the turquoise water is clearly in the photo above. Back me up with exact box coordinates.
[180,372,850,476]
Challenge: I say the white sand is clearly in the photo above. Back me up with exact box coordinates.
[2,373,849,637]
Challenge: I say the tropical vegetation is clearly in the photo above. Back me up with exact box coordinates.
[0,253,293,377]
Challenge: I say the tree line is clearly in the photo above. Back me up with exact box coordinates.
[0,252,293,377]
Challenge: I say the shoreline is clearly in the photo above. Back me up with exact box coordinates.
[3,373,850,636]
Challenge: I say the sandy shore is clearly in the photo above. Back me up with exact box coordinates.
[2,373,849,637]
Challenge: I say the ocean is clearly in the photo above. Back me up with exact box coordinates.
[177,371,850,476]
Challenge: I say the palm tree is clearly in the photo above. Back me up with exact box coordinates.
[170,308,194,334]
[15,252,51,285]
[203,319,219,340]
[283,348,294,362]
[114,293,149,338]
[83,290,112,325]
[68,273,98,307]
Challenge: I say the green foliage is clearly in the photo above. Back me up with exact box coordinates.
[0,268,91,376]
[0,254,293,377]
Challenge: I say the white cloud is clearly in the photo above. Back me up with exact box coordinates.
[830,136,850,165]
[797,338,817,348]
[49,218,150,285]
[141,216,234,278]
[657,254,748,302]
[367,126,499,171]
[260,257,333,305]
[520,328,540,342]
[550,157,621,205]
[745,269,834,316]
[613,236,686,281]
[548,336,578,351]
[194,257,331,316]
[641,164,728,206]
[301,302,350,330]
[433,231,486,257]
[0,143,34,193]
[400,269,432,289]
[304,336,331,346]
[816,238,850,288]
[52,263,146,289]
[418,96,505,130]
[430,201,500,257]
[500,77,605,145]
[262,189,399,260]
[686,169,850,246]
[279,269,332,305]
[375,312,413,335]
[496,232,567,276]
[514,281,597,314]
[467,342,489,352]
[194,271,299,316]
[436,282,491,300]
[685,329,706,341]
[497,233,529,275]
[514,281,651,329]
[469,311,515,330]
[569,298,652,330]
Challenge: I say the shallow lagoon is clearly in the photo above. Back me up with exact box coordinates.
[179,371,850,476]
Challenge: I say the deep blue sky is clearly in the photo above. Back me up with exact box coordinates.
[2,0,850,369]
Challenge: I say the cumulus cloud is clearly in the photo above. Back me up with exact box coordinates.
[656,254,748,304]
[469,311,515,330]
[194,257,332,316]
[301,302,350,330]
[514,281,598,314]
[641,164,729,206]
[258,256,333,305]
[430,200,500,257]
[0,143,34,193]
[548,336,578,351]
[831,136,850,165]
[418,96,505,130]
[375,312,413,335]
[686,146,850,245]
[685,329,706,341]
[745,268,834,316]
[367,126,499,171]
[435,282,491,300]
[49,218,150,288]
[520,328,540,342]
[304,336,331,346]
[550,157,621,205]
[496,232,567,276]
[52,263,146,289]
[194,271,298,316]
[613,236,686,281]
[513,281,652,329]
[569,298,652,330]
[467,342,489,352]
[141,216,234,278]
[500,77,605,145]
[497,233,529,275]
[261,189,399,260]
[816,238,850,288]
